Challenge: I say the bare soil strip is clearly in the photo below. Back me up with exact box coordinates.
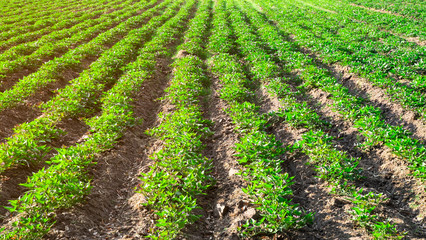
[0,164,45,224]
[24,57,97,106]
[331,64,426,141]
[182,74,252,240]
[295,0,337,14]
[0,106,40,143]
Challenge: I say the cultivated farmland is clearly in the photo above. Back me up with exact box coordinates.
[0,0,425,239]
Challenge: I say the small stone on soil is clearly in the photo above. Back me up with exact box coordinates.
[214,203,229,218]
[243,207,258,219]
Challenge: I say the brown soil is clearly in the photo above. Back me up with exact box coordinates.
[53,118,90,149]
[45,57,173,240]
[0,164,46,223]
[0,105,40,143]
[0,56,69,93]
[401,36,426,47]
[181,74,252,240]
[25,57,96,106]
[0,68,33,92]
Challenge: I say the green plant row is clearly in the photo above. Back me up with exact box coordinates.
[0,0,85,29]
[245,15,400,239]
[0,0,197,238]
[0,0,130,54]
[213,53,312,237]
[0,0,54,17]
[0,0,127,57]
[252,0,426,180]
[255,0,426,120]
[0,0,83,17]
[138,0,213,238]
[335,0,426,39]
[299,0,426,40]
[0,0,159,111]
[177,0,212,57]
[0,1,83,34]
[0,0,139,81]
[0,0,98,42]
[0,0,178,173]
[346,0,426,20]
[291,0,424,52]
[283,0,426,82]
[229,1,401,238]
[207,0,312,237]
[294,131,403,239]
[0,0,52,18]
[207,0,234,55]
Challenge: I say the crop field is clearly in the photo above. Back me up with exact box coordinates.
[0,0,424,239]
